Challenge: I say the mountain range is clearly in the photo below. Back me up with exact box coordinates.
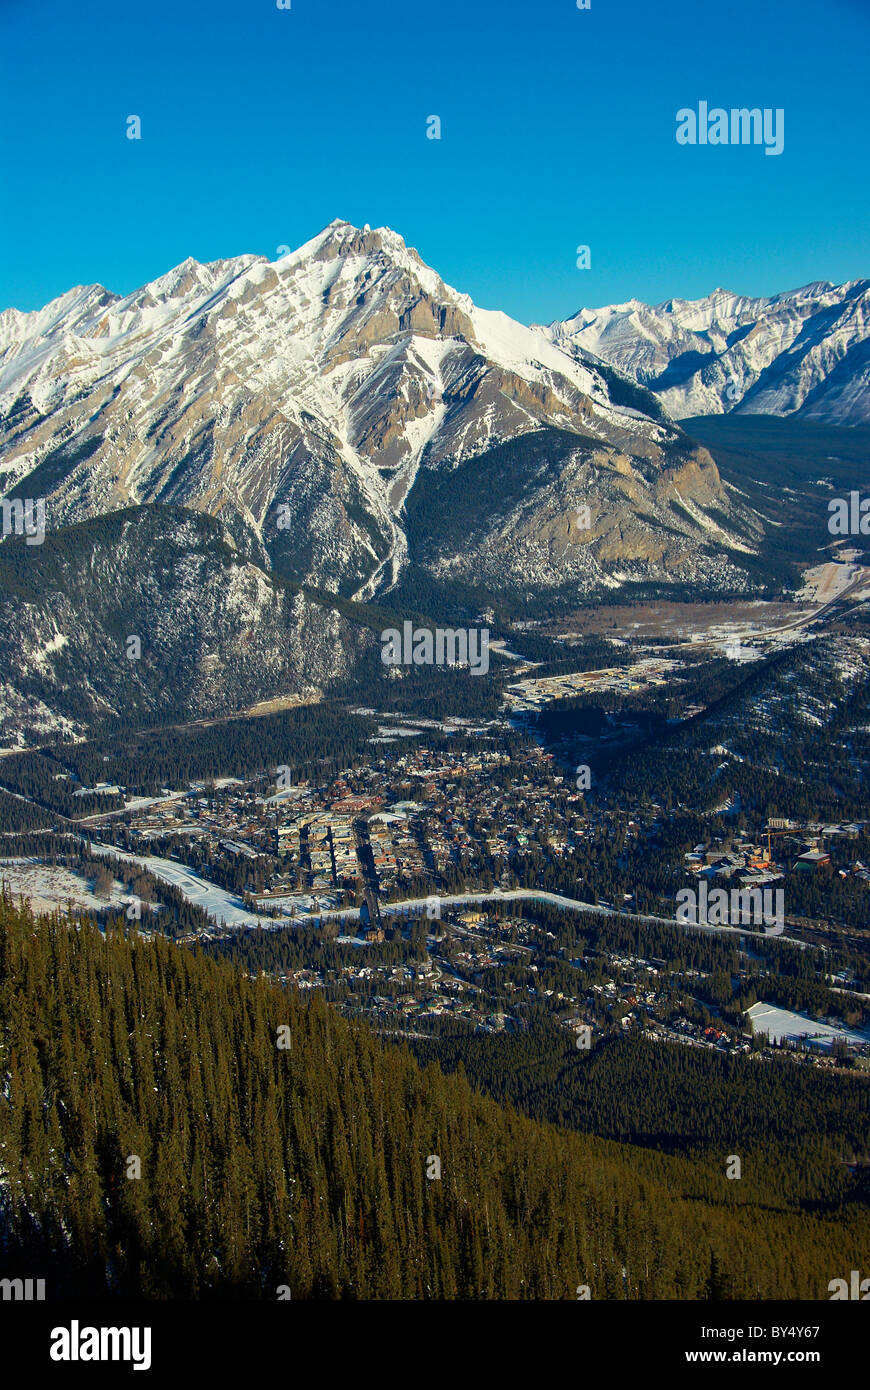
[0,221,864,740]
[545,279,870,425]
[0,221,762,605]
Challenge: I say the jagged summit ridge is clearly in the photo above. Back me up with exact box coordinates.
[0,221,750,602]
[543,278,870,424]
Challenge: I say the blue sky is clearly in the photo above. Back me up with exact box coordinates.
[1,0,867,324]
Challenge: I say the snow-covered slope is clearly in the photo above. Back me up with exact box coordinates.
[0,506,376,745]
[543,280,870,425]
[0,221,751,601]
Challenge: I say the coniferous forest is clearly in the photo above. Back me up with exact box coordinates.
[1,897,867,1300]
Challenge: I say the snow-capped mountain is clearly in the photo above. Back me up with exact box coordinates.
[0,221,758,607]
[543,280,870,424]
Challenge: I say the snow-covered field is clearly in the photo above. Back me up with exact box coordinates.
[88,844,265,928]
[799,561,859,606]
[87,844,340,929]
[0,860,137,915]
[746,1000,869,1048]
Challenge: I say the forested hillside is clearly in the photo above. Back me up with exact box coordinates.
[0,897,866,1299]
[410,1028,870,1209]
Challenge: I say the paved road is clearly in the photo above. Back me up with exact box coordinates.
[372,888,802,945]
[85,848,804,944]
[690,564,870,651]
[761,565,870,638]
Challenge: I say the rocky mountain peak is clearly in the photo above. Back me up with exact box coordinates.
[0,221,756,610]
[547,278,870,424]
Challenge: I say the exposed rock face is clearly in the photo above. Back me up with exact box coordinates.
[543,280,870,425]
[403,428,757,602]
[0,221,753,610]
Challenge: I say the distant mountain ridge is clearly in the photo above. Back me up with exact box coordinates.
[542,278,870,425]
